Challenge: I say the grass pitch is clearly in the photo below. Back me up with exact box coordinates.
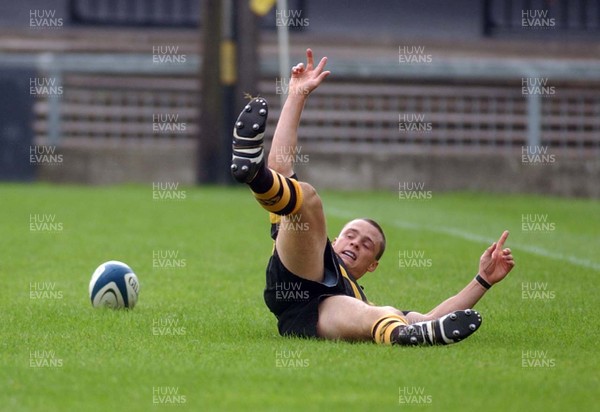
[0,183,598,412]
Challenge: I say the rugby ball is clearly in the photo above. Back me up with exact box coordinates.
[89,260,139,309]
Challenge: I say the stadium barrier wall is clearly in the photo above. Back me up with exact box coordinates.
[298,151,600,198]
[36,139,600,198]
[36,139,196,185]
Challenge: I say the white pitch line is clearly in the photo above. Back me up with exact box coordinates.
[327,206,600,272]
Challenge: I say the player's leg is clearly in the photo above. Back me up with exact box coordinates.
[231,97,303,214]
[231,97,328,283]
[316,295,483,346]
[273,182,328,282]
[316,296,406,340]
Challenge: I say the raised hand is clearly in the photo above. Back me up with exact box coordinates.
[478,230,515,286]
[288,48,331,97]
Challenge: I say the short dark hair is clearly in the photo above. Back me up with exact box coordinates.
[361,218,386,260]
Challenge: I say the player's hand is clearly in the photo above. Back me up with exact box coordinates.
[288,48,331,97]
[478,230,515,285]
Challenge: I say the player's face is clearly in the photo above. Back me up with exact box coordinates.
[333,219,382,279]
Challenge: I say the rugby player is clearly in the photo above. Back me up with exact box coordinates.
[230,49,515,346]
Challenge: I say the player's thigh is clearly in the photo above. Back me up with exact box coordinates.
[275,182,328,282]
[317,295,405,341]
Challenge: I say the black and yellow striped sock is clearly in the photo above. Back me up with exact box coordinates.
[371,315,409,345]
[249,167,303,215]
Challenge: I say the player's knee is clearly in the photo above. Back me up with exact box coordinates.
[380,306,405,317]
[365,305,405,324]
[298,182,322,211]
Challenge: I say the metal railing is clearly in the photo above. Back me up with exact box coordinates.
[1,50,599,154]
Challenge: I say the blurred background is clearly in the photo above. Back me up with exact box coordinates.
[1,0,599,196]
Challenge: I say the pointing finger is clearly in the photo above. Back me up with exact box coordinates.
[497,230,509,250]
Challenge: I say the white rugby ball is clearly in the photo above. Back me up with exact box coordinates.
[89,260,139,309]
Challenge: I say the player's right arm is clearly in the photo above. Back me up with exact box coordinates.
[268,48,330,177]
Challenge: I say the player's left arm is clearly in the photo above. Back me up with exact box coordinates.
[404,231,515,323]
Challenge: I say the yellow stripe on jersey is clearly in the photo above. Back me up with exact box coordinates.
[269,212,281,225]
[338,265,363,301]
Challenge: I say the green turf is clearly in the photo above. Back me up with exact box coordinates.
[0,183,598,412]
